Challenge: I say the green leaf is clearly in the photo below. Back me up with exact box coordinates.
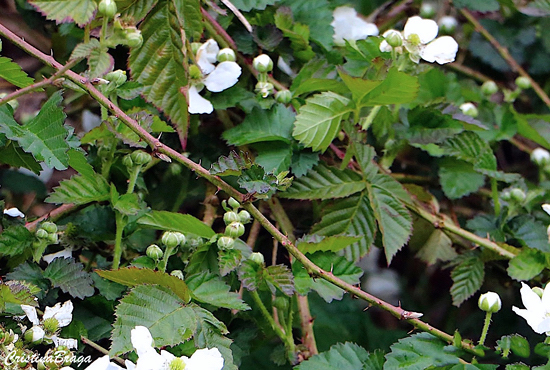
[44,258,94,299]
[223,105,295,146]
[193,310,236,370]
[384,332,460,370]
[450,255,484,306]
[70,39,101,60]
[116,0,159,23]
[291,150,319,177]
[0,281,39,312]
[111,285,203,355]
[137,210,215,238]
[312,192,377,261]
[218,248,243,276]
[6,262,50,297]
[186,271,249,311]
[210,151,254,176]
[293,252,363,302]
[406,107,464,145]
[112,192,142,216]
[29,0,97,26]
[254,142,293,174]
[516,114,550,150]
[438,158,486,199]
[507,248,546,281]
[238,260,264,292]
[281,163,365,200]
[264,265,295,296]
[295,342,384,370]
[0,225,34,257]
[497,335,530,358]
[230,0,279,11]
[0,141,42,174]
[91,273,126,301]
[293,92,351,152]
[507,215,550,252]
[46,172,110,205]
[343,37,385,77]
[297,235,362,254]
[0,57,35,88]
[88,46,114,79]
[453,0,499,12]
[274,8,315,62]
[0,91,69,170]
[96,267,191,303]
[129,1,194,133]
[415,229,458,266]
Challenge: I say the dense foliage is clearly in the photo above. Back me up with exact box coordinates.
[3,0,550,369]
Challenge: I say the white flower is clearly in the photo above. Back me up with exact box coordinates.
[129,326,223,370]
[513,282,550,335]
[28,326,46,342]
[532,148,550,166]
[51,335,78,349]
[478,291,501,313]
[331,6,379,46]
[21,301,74,346]
[403,16,458,64]
[543,204,550,216]
[188,40,241,114]
[43,300,73,327]
[4,207,25,218]
[85,355,126,370]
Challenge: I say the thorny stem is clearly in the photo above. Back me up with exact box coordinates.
[112,212,126,269]
[25,203,79,232]
[81,337,125,366]
[478,312,493,347]
[460,9,550,110]
[1,22,485,358]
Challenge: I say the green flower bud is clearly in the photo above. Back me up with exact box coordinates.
[189,65,202,80]
[217,48,237,62]
[191,42,202,55]
[275,90,293,104]
[162,231,185,248]
[124,29,143,48]
[481,80,498,96]
[41,222,58,234]
[420,2,436,18]
[168,163,183,176]
[36,229,49,239]
[217,236,235,250]
[238,210,252,224]
[24,326,44,344]
[47,232,59,244]
[438,16,458,34]
[146,244,163,260]
[478,291,501,313]
[273,296,289,311]
[98,0,117,18]
[105,70,127,86]
[37,361,47,370]
[515,76,531,90]
[228,197,240,210]
[384,30,403,47]
[531,148,550,166]
[170,270,184,280]
[253,54,273,72]
[122,154,134,168]
[223,211,240,225]
[510,188,526,203]
[249,252,264,265]
[459,102,478,118]
[255,81,274,98]
[130,150,151,165]
[225,221,245,238]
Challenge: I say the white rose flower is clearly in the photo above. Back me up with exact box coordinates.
[403,16,458,64]
[188,40,242,114]
[513,282,550,335]
[331,6,379,46]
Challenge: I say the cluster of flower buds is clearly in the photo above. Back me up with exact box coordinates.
[253,54,275,98]
[148,231,187,273]
[501,188,527,204]
[217,197,252,250]
[35,222,58,244]
[123,150,152,168]
[0,326,18,346]
[503,76,533,103]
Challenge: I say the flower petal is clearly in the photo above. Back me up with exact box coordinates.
[188,85,213,114]
[420,36,458,64]
[51,335,78,349]
[519,282,544,313]
[84,355,125,370]
[404,16,438,44]
[21,305,40,326]
[183,348,224,370]
[196,39,219,75]
[43,247,74,264]
[44,300,73,327]
[131,326,155,358]
[203,61,242,92]
[512,306,546,334]
[331,6,379,46]
[4,207,25,218]
[29,326,45,342]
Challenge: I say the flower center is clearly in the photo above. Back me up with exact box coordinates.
[43,317,59,334]
[408,33,421,46]
[169,358,186,370]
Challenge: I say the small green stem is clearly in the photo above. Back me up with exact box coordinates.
[158,245,175,273]
[478,312,493,346]
[112,212,126,269]
[100,16,109,45]
[491,178,500,216]
[127,165,142,194]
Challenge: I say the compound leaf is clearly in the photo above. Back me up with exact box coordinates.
[450,255,484,306]
[29,0,96,26]
[44,258,94,299]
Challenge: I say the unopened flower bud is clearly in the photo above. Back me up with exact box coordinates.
[531,148,550,166]
[122,154,134,168]
[36,229,49,239]
[384,30,403,47]
[191,42,202,55]
[124,29,143,48]
[481,80,498,96]
[223,211,240,225]
[420,2,436,18]
[217,236,234,250]
[105,70,127,86]
[47,233,59,244]
[130,150,151,166]
[510,188,526,203]
[255,81,274,98]
[438,16,458,34]
[228,197,240,210]
[170,270,184,280]
[238,210,252,224]
[273,296,289,311]
[217,48,236,63]
[24,326,45,344]
[515,76,531,90]
[478,291,501,313]
[41,222,58,234]
[253,54,273,72]
[162,231,185,248]
[459,102,478,118]
[249,252,264,265]
[146,244,163,260]
[275,90,293,104]
[225,222,245,238]
[98,0,117,18]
